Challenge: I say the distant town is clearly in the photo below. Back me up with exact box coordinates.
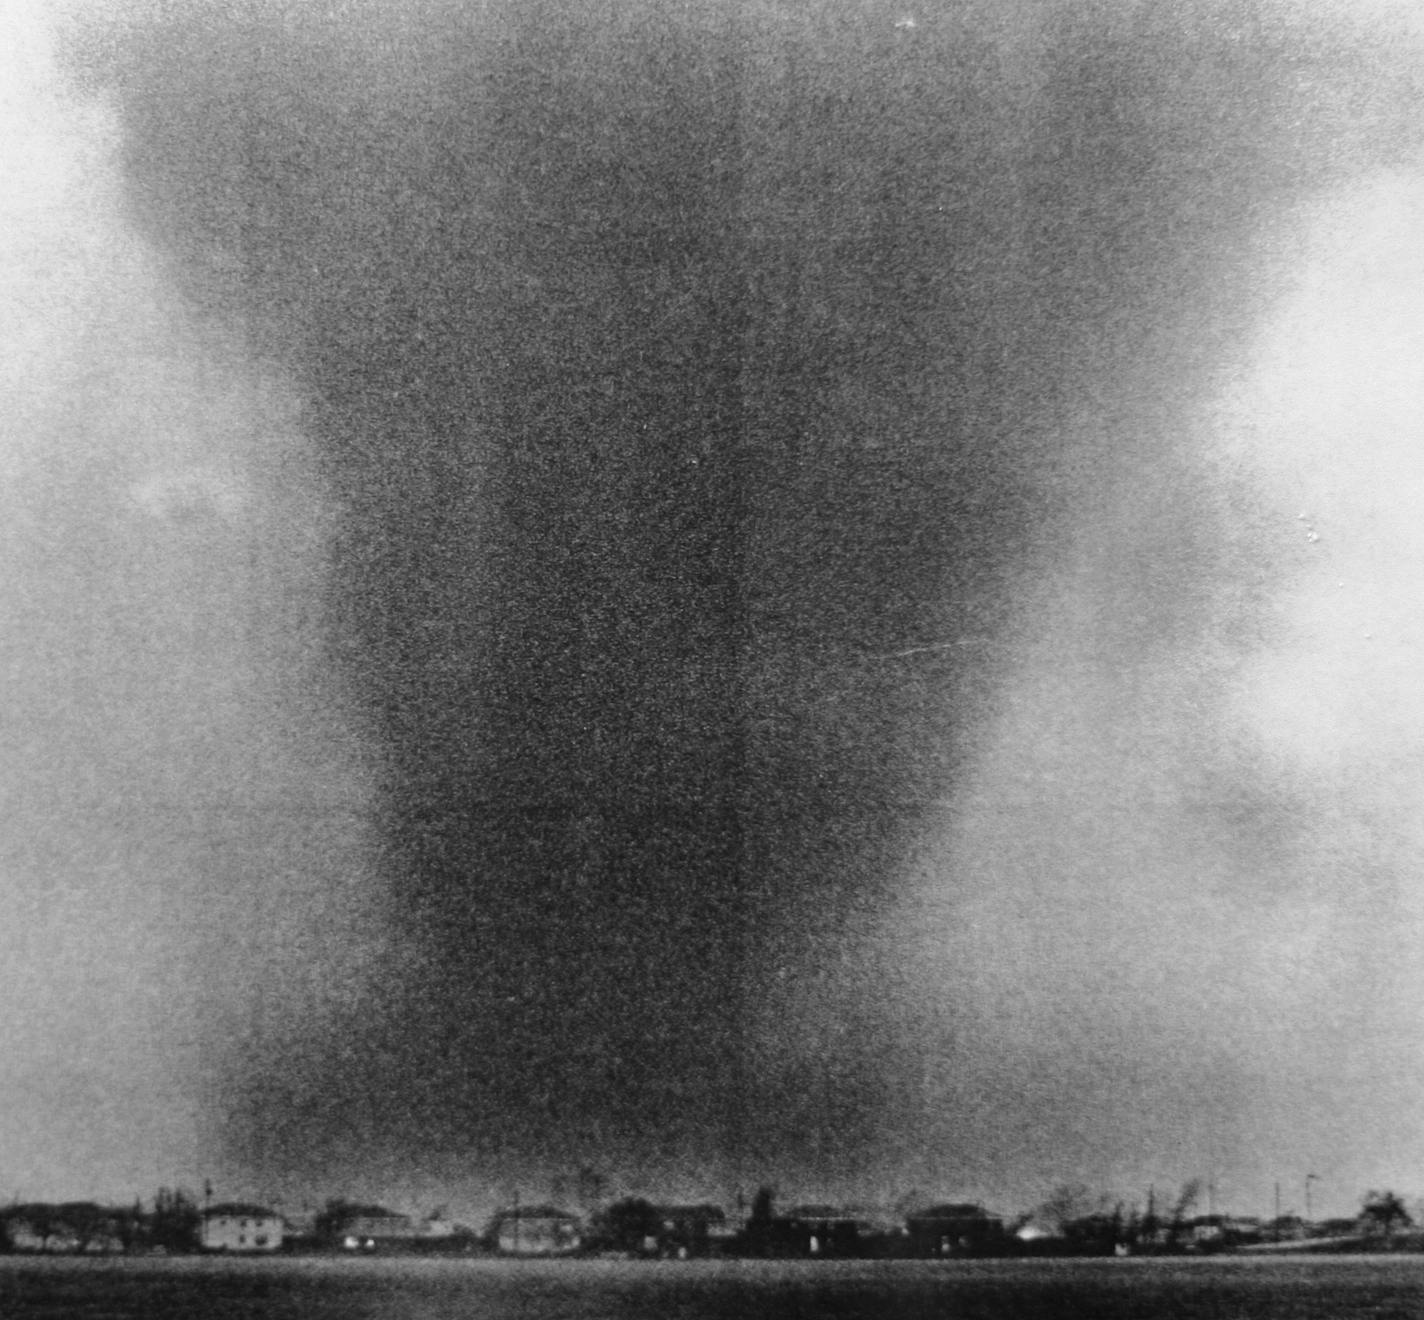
[3,1180,1422,1260]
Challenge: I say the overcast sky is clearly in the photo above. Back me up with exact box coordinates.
[7,0,1424,1223]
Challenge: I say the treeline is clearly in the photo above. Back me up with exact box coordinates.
[0,1189,201,1255]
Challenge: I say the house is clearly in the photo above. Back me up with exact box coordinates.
[201,1203,284,1252]
[492,1206,582,1256]
[325,1206,415,1251]
[907,1203,1006,1257]
[1181,1215,1231,1249]
[776,1206,867,1257]
[650,1204,728,1258]
[314,1203,476,1253]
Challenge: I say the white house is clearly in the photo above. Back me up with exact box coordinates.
[201,1203,284,1252]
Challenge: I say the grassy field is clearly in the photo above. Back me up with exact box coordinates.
[4,1254,1424,1320]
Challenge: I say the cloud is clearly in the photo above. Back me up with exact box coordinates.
[129,465,252,524]
[1219,169,1424,775]
[876,161,1424,1214]
[0,0,382,1203]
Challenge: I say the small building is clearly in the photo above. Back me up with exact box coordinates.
[1320,1217,1362,1239]
[315,1203,475,1253]
[492,1206,582,1256]
[201,1203,284,1253]
[1180,1214,1240,1250]
[778,1206,866,1257]
[907,1203,1006,1257]
[651,1204,728,1258]
[325,1206,414,1251]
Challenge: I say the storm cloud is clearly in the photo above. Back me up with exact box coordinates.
[7,0,1424,1218]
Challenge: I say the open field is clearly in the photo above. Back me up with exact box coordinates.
[5,1255,1424,1320]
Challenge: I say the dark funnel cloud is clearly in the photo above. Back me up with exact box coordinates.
[43,0,1424,1213]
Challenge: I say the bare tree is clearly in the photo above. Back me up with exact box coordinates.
[1169,1180,1202,1233]
[1036,1183,1111,1233]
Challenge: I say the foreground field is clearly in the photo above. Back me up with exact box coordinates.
[5,1254,1424,1320]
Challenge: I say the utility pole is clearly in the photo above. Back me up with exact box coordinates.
[1305,1174,1319,1226]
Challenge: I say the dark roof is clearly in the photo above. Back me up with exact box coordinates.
[205,1203,279,1219]
[910,1203,995,1221]
[495,1205,579,1220]
[655,1204,726,1221]
[783,1205,860,1222]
